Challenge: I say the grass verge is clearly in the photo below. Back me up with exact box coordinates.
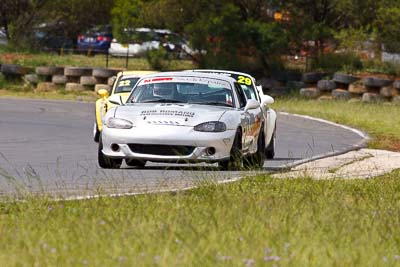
[1,173,400,266]
[0,50,194,70]
[272,98,400,151]
[1,96,400,266]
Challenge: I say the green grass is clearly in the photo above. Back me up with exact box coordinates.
[272,98,400,151]
[1,173,400,266]
[1,89,400,266]
[0,50,194,70]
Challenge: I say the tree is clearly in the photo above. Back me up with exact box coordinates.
[0,0,51,46]
[375,7,400,53]
[111,0,143,42]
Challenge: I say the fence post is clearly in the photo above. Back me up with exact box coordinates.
[125,44,129,69]
[106,50,109,68]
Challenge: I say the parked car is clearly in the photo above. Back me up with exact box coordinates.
[108,28,194,58]
[77,25,113,53]
[108,28,159,57]
[94,70,159,142]
[0,27,7,46]
[98,71,275,169]
[33,22,73,51]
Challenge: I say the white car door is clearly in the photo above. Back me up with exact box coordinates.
[234,83,257,152]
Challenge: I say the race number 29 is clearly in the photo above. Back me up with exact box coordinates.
[237,75,252,86]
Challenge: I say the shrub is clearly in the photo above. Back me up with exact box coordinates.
[310,52,363,73]
[146,47,170,71]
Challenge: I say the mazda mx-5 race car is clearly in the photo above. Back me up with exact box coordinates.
[98,71,275,170]
[188,69,277,158]
[93,70,158,142]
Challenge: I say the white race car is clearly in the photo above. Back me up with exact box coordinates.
[98,71,275,170]
[188,69,277,159]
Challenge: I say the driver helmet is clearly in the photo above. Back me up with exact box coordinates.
[153,83,176,98]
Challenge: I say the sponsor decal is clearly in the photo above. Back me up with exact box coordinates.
[140,110,195,117]
[138,76,231,88]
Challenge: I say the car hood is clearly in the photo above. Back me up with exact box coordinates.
[114,103,230,127]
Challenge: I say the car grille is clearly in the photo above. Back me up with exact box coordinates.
[128,144,195,156]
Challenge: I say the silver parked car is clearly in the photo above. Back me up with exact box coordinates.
[98,71,276,170]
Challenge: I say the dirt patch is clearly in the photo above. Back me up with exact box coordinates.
[355,72,397,80]
[0,53,34,64]
[369,135,400,152]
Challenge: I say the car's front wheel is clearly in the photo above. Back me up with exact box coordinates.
[244,129,265,169]
[93,122,100,142]
[265,124,276,159]
[219,130,242,171]
[98,135,122,169]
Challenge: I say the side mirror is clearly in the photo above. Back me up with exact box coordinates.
[97,89,109,98]
[244,99,260,111]
[109,76,117,87]
[261,95,275,106]
[109,94,122,105]
[256,85,264,95]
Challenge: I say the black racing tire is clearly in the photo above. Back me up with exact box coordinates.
[219,129,242,170]
[393,80,400,90]
[98,135,122,169]
[362,77,392,88]
[93,68,120,78]
[125,159,146,168]
[302,72,328,83]
[265,124,276,159]
[64,67,93,77]
[93,122,100,142]
[35,66,64,76]
[1,64,33,75]
[52,75,68,85]
[333,73,359,84]
[80,76,97,86]
[244,129,265,169]
[332,89,351,100]
[317,80,336,91]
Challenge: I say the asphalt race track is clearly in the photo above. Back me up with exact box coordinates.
[0,98,366,197]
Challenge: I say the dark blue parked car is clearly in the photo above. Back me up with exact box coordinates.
[77,25,113,53]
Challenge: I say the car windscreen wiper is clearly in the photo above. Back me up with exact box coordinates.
[141,99,186,103]
[190,101,233,107]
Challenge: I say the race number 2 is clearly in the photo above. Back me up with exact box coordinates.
[118,80,131,87]
[237,75,252,86]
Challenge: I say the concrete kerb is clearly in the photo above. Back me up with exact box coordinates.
[275,112,370,170]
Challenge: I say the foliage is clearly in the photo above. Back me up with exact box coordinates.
[334,27,370,52]
[111,0,143,43]
[2,173,400,265]
[0,0,114,49]
[146,47,170,71]
[310,52,363,73]
[375,7,400,53]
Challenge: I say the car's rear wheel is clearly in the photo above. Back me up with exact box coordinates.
[93,122,100,142]
[265,124,276,159]
[98,135,122,169]
[125,159,146,168]
[219,130,242,170]
[244,129,265,169]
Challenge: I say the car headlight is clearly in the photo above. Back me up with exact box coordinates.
[194,121,226,132]
[106,117,133,129]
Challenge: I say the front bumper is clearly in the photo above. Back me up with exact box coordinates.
[101,125,236,163]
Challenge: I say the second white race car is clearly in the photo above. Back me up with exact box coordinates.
[98,71,276,170]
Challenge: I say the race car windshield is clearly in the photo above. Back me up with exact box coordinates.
[129,82,234,107]
[114,77,140,93]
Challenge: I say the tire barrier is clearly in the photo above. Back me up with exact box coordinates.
[2,64,400,104]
